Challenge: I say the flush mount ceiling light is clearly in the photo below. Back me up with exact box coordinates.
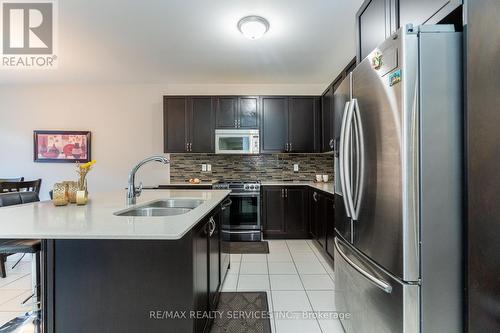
[237,16,270,40]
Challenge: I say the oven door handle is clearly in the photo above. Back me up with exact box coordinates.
[221,198,232,210]
[228,192,260,197]
[221,230,261,234]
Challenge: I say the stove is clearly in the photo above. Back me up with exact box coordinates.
[213,180,261,242]
[213,180,261,193]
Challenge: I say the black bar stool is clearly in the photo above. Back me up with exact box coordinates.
[0,192,42,332]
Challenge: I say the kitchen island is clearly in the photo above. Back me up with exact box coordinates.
[0,189,231,333]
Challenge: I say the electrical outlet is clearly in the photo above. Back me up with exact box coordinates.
[293,164,299,172]
[202,164,207,172]
[207,164,212,172]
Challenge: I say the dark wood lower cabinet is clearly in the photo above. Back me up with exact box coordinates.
[311,190,326,248]
[285,187,309,237]
[194,219,210,333]
[310,190,335,260]
[208,211,221,312]
[262,186,309,239]
[325,195,335,258]
[44,203,227,333]
[262,186,286,237]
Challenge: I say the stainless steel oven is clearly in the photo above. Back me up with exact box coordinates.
[214,181,261,241]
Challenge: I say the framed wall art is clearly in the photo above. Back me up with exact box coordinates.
[34,130,91,163]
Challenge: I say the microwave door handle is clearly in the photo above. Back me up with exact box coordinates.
[339,101,351,217]
[343,101,356,219]
[334,238,392,293]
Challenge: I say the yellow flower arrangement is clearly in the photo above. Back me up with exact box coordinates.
[76,160,96,190]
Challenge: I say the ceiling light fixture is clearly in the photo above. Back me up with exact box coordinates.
[237,16,270,40]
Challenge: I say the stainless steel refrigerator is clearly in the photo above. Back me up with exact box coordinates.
[333,25,463,333]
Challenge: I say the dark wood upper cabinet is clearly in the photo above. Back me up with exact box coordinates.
[166,95,320,153]
[399,0,462,26]
[321,58,356,153]
[357,0,462,61]
[238,96,259,128]
[215,96,259,129]
[321,86,334,152]
[190,97,215,153]
[288,97,320,153]
[261,96,318,153]
[215,97,237,128]
[164,96,214,153]
[261,97,289,153]
[358,0,389,61]
[163,97,188,153]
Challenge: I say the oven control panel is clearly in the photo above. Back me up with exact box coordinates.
[243,184,260,191]
[213,184,229,190]
[213,182,260,192]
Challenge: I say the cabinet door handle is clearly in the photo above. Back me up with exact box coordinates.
[289,143,292,151]
[285,188,288,198]
[281,188,284,198]
[209,217,216,236]
[221,198,232,210]
[190,143,193,151]
[285,143,289,151]
[313,192,317,202]
[186,142,189,151]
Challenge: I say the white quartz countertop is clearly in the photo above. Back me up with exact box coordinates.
[0,189,230,240]
[261,181,335,195]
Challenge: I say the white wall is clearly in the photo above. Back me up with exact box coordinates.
[0,83,324,199]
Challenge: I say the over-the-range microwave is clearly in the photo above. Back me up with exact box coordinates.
[215,129,260,154]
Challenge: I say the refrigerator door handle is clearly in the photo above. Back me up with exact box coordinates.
[352,99,365,221]
[334,238,393,294]
[343,101,356,220]
[339,101,352,217]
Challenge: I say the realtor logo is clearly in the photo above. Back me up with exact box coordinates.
[1,0,57,68]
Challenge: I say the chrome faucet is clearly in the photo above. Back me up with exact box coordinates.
[127,155,170,205]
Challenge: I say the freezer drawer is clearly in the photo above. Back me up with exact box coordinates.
[334,237,419,333]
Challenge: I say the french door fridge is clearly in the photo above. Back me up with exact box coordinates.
[334,25,463,333]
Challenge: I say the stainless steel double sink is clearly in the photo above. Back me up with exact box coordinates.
[114,199,205,217]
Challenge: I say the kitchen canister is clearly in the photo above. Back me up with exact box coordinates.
[52,182,69,206]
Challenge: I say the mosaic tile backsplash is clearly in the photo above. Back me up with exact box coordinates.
[169,154,334,182]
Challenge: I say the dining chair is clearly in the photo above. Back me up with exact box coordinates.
[0,177,24,183]
[0,179,42,194]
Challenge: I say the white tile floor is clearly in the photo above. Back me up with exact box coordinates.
[0,255,33,327]
[0,240,344,333]
[222,239,345,333]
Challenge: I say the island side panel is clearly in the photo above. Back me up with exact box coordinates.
[42,240,55,333]
[48,238,196,333]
